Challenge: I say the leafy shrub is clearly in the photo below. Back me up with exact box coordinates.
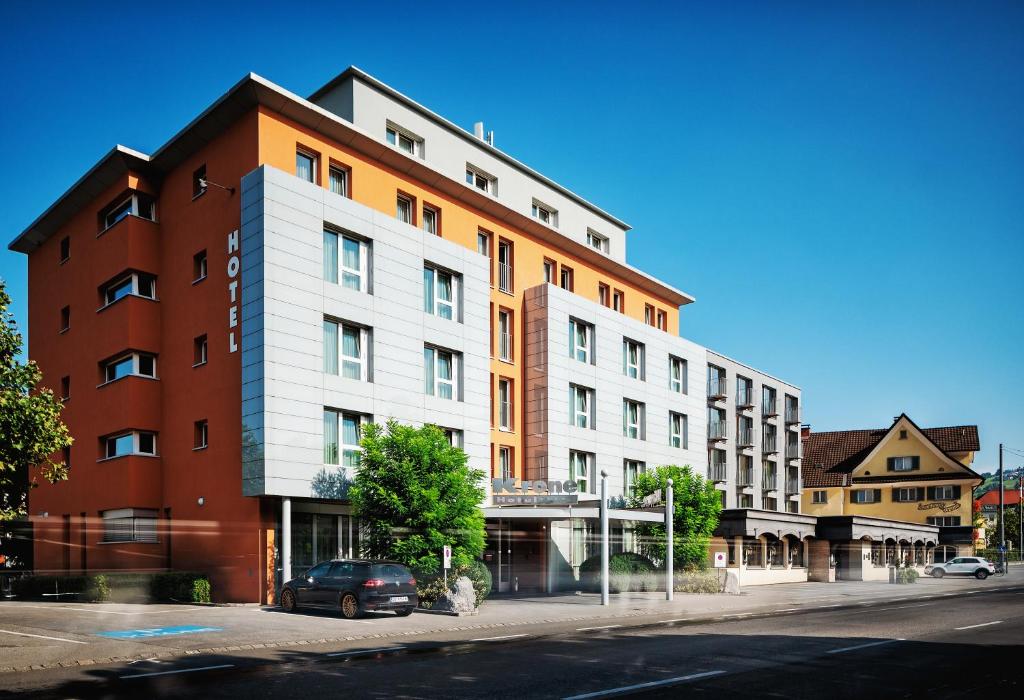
[894,567,919,584]
[416,561,492,609]
[13,575,110,602]
[674,567,721,594]
[13,572,211,603]
[463,560,492,607]
[149,572,211,603]
[579,553,657,592]
[415,576,451,608]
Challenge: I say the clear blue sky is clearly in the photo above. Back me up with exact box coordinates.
[1,1,1021,473]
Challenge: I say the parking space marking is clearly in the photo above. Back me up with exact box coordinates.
[326,645,407,657]
[0,629,89,644]
[120,664,235,679]
[954,620,1002,631]
[98,625,224,639]
[826,639,904,654]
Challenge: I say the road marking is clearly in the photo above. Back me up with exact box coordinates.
[576,624,622,632]
[470,633,530,642]
[662,618,691,623]
[563,670,727,699]
[827,639,904,654]
[325,646,407,657]
[954,621,1003,631]
[97,625,223,639]
[874,604,931,612]
[120,664,235,680]
[0,629,89,644]
[776,608,799,612]
[818,604,842,608]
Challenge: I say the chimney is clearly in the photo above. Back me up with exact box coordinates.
[800,425,811,440]
[473,121,485,140]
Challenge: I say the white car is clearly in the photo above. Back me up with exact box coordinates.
[924,557,995,580]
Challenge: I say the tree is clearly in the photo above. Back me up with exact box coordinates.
[0,280,72,524]
[988,508,1021,552]
[627,464,722,569]
[348,421,485,575]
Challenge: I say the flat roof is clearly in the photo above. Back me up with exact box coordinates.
[705,348,801,391]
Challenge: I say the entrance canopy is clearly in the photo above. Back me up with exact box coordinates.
[815,515,938,545]
[481,505,665,522]
[716,508,818,540]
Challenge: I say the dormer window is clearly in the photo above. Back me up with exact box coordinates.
[100,191,155,231]
[465,165,496,195]
[531,200,558,227]
[386,122,424,157]
[586,230,609,252]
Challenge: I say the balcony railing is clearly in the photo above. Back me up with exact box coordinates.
[709,462,728,482]
[736,388,754,407]
[761,473,778,491]
[498,262,513,293]
[785,405,800,424]
[708,422,729,440]
[737,427,753,446]
[737,467,754,487]
[786,443,800,459]
[786,478,801,494]
[499,331,512,361]
[762,436,777,453]
[762,400,778,417]
[708,377,727,399]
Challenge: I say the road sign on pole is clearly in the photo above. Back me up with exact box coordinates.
[665,478,674,602]
[600,469,609,606]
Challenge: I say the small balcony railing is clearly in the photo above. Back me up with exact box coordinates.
[498,262,513,293]
[737,427,753,446]
[737,467,754,487]
[786,443,800,459]
[761,473,778,491]
[762,436,777,453]
[786,478,801,494]
[736,388,754,407]
[708,422,729,440]
[499,331,512,361]
[708,377,727,399]
[785,405,800,424]
[762,400,778,417]
[709,462,728,482]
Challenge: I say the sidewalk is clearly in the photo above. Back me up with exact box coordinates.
[0,569,1020,674]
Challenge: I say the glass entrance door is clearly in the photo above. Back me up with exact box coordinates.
[290,513,359,572]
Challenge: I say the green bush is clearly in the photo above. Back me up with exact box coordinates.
[149,572,211,603]
[462,560,492,607]
[12,575,110,602]
[13,572,211,603]
[415,576,450,608]
[415,561,492,609]
[579,553,657,592]
[674,567,721,594]
[894,567,919,584]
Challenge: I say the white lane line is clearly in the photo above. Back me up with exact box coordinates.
[470,633,530,642]
[776,608,799,612]
[662,618,691,623]
[0,629,88,644]
[120,664,235,680]
[954,621,1003,631]
[326,645,407,657]
[563,670,727,699]
[827,639,904,654]
[576,624,622,632]
[873,604,932,612]
[818,604,842,608]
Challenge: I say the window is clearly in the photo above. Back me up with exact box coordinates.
[709,407,727,439]
[497,240,513,293]
[497,446,512,479]
[598,283,610,307]
[670,412,687,449]
[570,451,593,493]
[396,193,413,224]
[531,200,558,227]
[887,456,920,472]
[498,378,512,430]
[193,250,208,283]
[324,410,367,468]
[465,165,496,194]
[656,310,667,331]
[101,272,156,307]
[623,400,644,439]
[422,205,439,235]
[762,385,777,415]
[192,164,207,198]
[645,304,655,326]
[103,352,157,383]
[812,490,827,504]
[612,289,624,313]
[59,306,70,332]
[586,230,609,252]
[497,309,512,361]
[623,460,645,498]
[477,230,491,257]
[328,164,349,197]
[622,339,644,380]
[194,420,208,450]
[899,429,908,440]
[542,259,556,283]
[60,376,70,401]
[100,191,155,230]
[763,423,777,452]
[560,265,574,292]
[386,123,423,157]
[736,376,753,406]
[850,489,881,504]
[929,485,961,501]
[570,384,594,429]
[296,148,318,183]
[669,356,687,393]
[569,318,593,363]
[323,230,369,291]
[59,236,70,263]
[442,428,463,448]
[423,265,457,320]
[324,319,369,380]
[104,431,157,459]
[927,516,962,527]
[193,335,208,366]
[738,493,753,508]
[893,487,922,502]
[424,346,458,400]
[735,415,753,444]
[102,509,158,543]
[762,496,778,511]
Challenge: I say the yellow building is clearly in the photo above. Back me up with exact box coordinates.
[802,414,982,563]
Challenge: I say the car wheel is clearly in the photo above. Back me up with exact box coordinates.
[975,570,989,580]
[340,592,362,619]
[932,569,944,578]
[281,589,297,612]
[395,607,414,617]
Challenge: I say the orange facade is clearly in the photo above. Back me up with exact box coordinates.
[24,87,685,602]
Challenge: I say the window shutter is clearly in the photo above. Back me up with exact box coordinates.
[886,457,895,472]
[891,487,898,502]
[911,456,920,471]
[873,489,881,503]
[952,485,961,499]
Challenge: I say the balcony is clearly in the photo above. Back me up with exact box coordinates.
[786,477,801,494]
[708,377,727,400]
[786,443,800,460]
[498,262,512,293]
[761,472,778,491]
[762,436,778,453]
[736,427,753,447]
[785,405,800,424]
[737,467,754,487]
[708,462,727,482]
[762,400,778,417]
[708,422,729,441]
[498,331,512,362]
[736,388,754,408]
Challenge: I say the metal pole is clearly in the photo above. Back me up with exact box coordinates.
[282,497,292,584]
[665,479,674,601]
[600,469,609,606]
[999,444,1005,570]
[1018,468,1023,559]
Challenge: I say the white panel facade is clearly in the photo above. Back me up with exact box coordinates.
[524,284,709,504]
[312,75,630,262]
[240,165,490,498]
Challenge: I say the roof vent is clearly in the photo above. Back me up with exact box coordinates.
[473,121,484,140]
[486,130,495,146]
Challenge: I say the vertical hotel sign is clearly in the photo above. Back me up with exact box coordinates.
[228,229,240,353]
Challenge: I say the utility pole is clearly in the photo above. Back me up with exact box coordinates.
[600,469,609,606]
[999,444,1005,570]
[1018,466,1023,560]
[665,479,674,602]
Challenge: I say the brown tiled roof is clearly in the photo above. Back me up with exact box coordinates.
[802,415,980,488]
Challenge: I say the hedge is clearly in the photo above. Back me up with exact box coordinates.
[12,572,211,603]
[416,560,492,609]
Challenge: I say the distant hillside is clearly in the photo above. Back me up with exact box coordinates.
[975,471,1021,497]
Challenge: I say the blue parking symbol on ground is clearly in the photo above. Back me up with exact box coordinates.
[97,625,223,639]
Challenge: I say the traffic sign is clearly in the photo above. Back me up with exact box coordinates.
[443,545,452,569]
[713,552,727,568]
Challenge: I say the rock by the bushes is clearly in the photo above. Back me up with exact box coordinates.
[434,576,476,613]
[724,570,741,595]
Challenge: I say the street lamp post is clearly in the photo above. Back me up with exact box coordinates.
[665,479,674,602]
[600,469,609,606]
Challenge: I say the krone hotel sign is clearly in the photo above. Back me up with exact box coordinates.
[491,478,580,506]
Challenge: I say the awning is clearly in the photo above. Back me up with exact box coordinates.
[481,505,665,523]
[715,509,818,540]
[815,515,939,545]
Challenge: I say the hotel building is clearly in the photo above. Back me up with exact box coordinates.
[13,67,813,602]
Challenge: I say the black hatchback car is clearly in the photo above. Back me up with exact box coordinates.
[281,559,418,619]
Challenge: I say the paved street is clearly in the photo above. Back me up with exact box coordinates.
[0,572,1021,698]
